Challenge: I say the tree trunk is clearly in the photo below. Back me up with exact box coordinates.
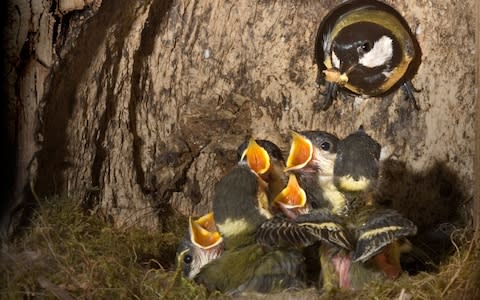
[475,0,480,237]
[3,0,477,233]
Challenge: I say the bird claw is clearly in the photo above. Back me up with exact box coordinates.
[315,82,338,111]
[401,81,420,110]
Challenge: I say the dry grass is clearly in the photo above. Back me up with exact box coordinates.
[351,229,480,300]
[0,195,206,299]
[1,195,478,299]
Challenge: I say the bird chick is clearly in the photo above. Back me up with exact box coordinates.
[283,130,344,215]
[195,138,306,294]
[176,212,224,279]
[333,127,382,215]
[272,173,309,219]
[237,138,288,208]
[258,128,417,291]
[322,128,417,290]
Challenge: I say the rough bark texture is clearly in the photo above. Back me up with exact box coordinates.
[3,0,477,233]
[1,0,101,234]
[2,0,57,233]
[476,0,480,236]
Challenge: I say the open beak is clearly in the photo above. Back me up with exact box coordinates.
[240,138,271,175]
[273,174,308,218]
[189,212,223,249]
[285,132,313,172]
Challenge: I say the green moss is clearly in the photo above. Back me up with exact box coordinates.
[0,194,202,299]
[1,194,478,299]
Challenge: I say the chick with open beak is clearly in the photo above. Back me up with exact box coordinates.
[238,138,287,206]
[281,131,345,216]
[176,212,224,279]
[194,138,306,294]
[257,128,417,291]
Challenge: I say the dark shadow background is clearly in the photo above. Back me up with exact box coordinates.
[377,159,468,273]
[1,1,16,234]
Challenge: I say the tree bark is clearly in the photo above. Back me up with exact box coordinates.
[475,0,480,237]
[2,0,57,234]
[3,0,477,233]
[1,0,101,235]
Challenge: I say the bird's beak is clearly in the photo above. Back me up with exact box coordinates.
[323,68,349,85]
[285,132,313,172]
[189,212,223,249]
[241,138,271,175]
[273,174,308,218]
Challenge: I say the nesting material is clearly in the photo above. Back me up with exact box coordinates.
[1,195,478,299]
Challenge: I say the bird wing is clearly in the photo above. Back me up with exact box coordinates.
[353,208,417,262]
[256,210,352,251]
[296,209,353,251]
[227,248,306,295]
[256,216,314,248]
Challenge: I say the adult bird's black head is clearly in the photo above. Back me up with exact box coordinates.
[314,0,421,110]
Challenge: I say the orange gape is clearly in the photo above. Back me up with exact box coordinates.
[192,223,222,248]
[243,139,270,175]
[273,174,308,219]
[286,133,313,169]
[196,212,216,232]
[274,174,306,208]
[190,213,223,248]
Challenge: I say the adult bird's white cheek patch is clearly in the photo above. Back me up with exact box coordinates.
[359,36,393,68]
[332,50,340,69]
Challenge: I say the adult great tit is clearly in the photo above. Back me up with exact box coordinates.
[195,139,306,294]
[314,0,421,110]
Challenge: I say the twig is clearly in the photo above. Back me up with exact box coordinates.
[441,234,476,296]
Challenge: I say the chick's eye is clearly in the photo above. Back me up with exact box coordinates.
[183,254,193,264]
[320,142,331,151]
[358,42,372,53]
